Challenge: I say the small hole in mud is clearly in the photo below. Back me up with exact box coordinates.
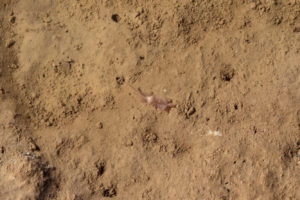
[234,104,238,110]
[103,186,117,197]
[10,16,16,24]
[1,146,5,154]
[206,117,210,121]
[283,146,294,160]
[142,130,158,144]
[77,97,82,105]
[220,65,234,82]
[97,162,105,177]
[111,14,120,23]
[0,88,6,94]
[233,161,236,164]
[6,40,15,48]
[253,126,257,134]
[222,72,234,81]
[139,56,144,60]
[97,122,103,129]
[116,76,125,86]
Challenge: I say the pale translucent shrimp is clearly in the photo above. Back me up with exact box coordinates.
[128,85,176,113]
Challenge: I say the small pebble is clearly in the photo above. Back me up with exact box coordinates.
[187,106,196,116]
[10,16,16,24]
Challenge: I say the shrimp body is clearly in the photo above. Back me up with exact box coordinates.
[137,88,175,112]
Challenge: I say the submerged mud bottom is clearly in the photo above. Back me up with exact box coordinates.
[0,0,299,199]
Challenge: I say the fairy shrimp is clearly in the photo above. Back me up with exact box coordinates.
[128,85,176,113]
